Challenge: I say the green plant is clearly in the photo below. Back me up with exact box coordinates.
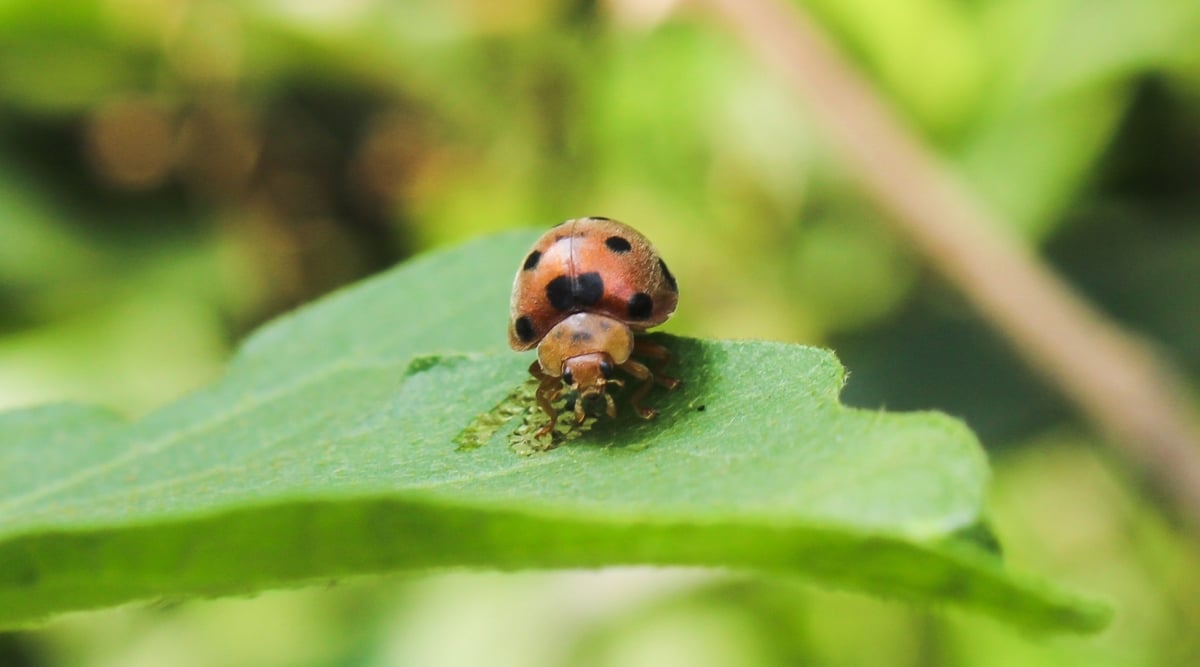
[0,231,1107,632]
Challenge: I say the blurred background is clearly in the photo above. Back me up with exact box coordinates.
[2,0,1199,665]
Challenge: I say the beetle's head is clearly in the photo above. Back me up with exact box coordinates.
[562,352,623,421]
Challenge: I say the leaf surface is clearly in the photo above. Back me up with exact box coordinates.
[0,231,1108,632]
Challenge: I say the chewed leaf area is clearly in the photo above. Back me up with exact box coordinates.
[455,354,683,455]
[0,231,1108,633]
[453,377,599,455]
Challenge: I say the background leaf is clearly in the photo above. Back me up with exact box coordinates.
[0,232,1106,633]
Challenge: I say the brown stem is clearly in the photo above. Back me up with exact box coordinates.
[691,0,1200,528]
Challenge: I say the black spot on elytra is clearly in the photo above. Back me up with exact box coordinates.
[515,316,536,343]
[604,236,632,253]
[523,250,542,271]
[575,273,605,306]
[545,276,573,311]
[627,292,654,320]
[588,216,612,221]
[546,272,605,312]
[658,258,678,292]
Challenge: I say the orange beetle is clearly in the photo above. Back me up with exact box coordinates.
[509,217,681,435]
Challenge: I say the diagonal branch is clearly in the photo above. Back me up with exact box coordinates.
[690,0,1200,529]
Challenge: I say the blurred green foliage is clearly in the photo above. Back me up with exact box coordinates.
[2,0,1199,665]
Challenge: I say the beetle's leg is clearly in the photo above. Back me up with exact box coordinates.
[617,359,659,420]
[574,394,587,424]
[529,361,563,437]
[632,339,681,390]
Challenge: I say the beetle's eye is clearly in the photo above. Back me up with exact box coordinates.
[562,370,574,385]
[599,360,613,378]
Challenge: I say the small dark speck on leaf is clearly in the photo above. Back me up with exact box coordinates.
[404,355,445,377]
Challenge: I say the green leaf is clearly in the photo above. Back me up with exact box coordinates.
[0,231,1108,633]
